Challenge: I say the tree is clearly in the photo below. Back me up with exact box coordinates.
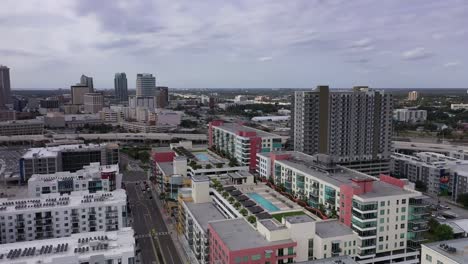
[240,208,248,216]
[215,186,224,193]
[205,164,213,169]
[434,224,454,241]
[428,218,440,233]
[457,193,468,208]
[215,163,223,168]
[228,197,235,204]
[222,191,229,199]
[234,202,241,209]
[247,215,257,224]
[415,180,427,192]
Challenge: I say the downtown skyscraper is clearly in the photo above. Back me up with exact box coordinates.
[0,65,12,108]
[292,85,393,176]
[80,74,94,92]
[136,73,156,97]
[114,73,128,102]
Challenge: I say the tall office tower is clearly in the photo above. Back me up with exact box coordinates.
[0,65,12,108]
[83,92,104,113]
[80,74,94,92]
[114,73,128,102]
[71,85,90,105]
[292,85,393,176]
[407,91,419,101]
[136,73,156,97]
[156,86,169,108]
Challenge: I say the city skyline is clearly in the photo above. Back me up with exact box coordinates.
[1,0,467,89]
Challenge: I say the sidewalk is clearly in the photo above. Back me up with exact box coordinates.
[150,184,191,264]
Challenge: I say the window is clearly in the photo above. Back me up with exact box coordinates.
[425,254,432,262]
[380,201,385,206]
[400,233,405,239]
[402,207,406,213]
[251,254,261,261]
[402,199,406,204]
[380,218,384,224]
[265,251,272,259]
[379,226,384,232]
[401,223,405,229]
[401,215,406,221]
[400,241,404,247]
[380,209,385,215]
[379,245,383,250]
[397,200,399,205]
[379,237,383,242]
[242,256,248,262]
[324,245,327,250]
[437,261,443,264]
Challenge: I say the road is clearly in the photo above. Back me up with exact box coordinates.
[124,171,182,264]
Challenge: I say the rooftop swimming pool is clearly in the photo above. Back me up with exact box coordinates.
[247,193,280,212]
[195,153,210,161]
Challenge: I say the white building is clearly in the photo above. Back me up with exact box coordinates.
[257,151,425,264]
[83,93,104,114]
[450,103,468,110]
[0,189,128,244]
[393,109,427,123]
[0,227,135,264]
[234,95,248,102]
[28,163,122,197]
[128,95,157,110]
[136,73,156,97]
[421,238,468,264]
[407,91,419,101]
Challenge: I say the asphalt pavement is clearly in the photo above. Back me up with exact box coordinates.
[124,171,182,264]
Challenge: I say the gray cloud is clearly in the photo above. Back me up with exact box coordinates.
[0,49,43,57]
[95,39,140,50]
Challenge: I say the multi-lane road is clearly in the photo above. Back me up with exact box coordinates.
[124,170,182,264]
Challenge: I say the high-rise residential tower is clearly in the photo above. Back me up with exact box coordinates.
[114,72,128,102]
[80,74,94,92]
[136,73,156,97]
[156,86,169,108]
[0,65,12,108]
[292,85,393,176]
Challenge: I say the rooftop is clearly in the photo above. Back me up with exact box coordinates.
[157,161,174,176]
[260,151,414,198]
[315,220,354,238]
[0,227,134,264]
[284,214,315,224]
[423,238,468,264]
[0,119,44,125]
[22,144,110,159]
[209,218,294,251]
[296,255,358,264]
[259,219,287,231]
[214,122,280,138]
[185,202,226,232]
[29,163,119,183]
[0,189,126,213]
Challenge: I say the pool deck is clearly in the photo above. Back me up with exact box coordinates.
[235,184,301,212]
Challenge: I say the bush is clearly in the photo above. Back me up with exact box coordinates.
[240,208,248,216]
[247,215,257,224]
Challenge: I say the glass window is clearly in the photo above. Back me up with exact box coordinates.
[380,201,385,207]
[400,233,405,239]
[251,254,261,261]
[402,199,406,204]
[243,256,248,262]
[380,209,385,215]
[426,254,432,262]
[437,261,443,264]
[234,257,241,263]
[402,207,406,213]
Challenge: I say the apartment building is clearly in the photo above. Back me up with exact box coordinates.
[153,142,251,199]
[394,109,427,123]
[209,120,283,170]
[421,238,468,264]
[0,189,127,244]
[291,86,393,176]
[208,218,297,264]
[257,151,423,264]
[0,120,44,136]
[391,152,468,199]
[28,163,122,197]
[0,227,135,264]
[394,141,468,160]
[20,143,119,181]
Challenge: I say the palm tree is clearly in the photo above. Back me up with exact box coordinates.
[240,208,248,216]
[222,191,229,199]
[228,197,235,204]
[234,202,241,209]
[216,186,224,193]
[247,215,257,224]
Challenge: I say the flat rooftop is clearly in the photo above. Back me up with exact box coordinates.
[315,220,354,238]
[215,123,280,138]
[209,218,294,251]
[29,163,119,183]
[260,151,414,198]
[296,255,358,264]
[285,214,315,224]
[0,227,134,264]
[157,162,173,175]
[0,189,126,213]
[22,144,110,159]
[185,202,226,232]
[259,219,287,231]
[423,238,468,264]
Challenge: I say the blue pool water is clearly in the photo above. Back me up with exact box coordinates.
[247,193,280,212]
[195,153,210,161]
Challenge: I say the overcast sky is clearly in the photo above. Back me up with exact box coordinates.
[1,0,467,89]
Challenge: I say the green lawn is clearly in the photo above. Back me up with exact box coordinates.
[272,211,306,222]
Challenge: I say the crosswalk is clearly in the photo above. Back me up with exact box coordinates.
[134,232,170,239]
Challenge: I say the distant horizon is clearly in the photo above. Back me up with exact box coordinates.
[10,87,468,91]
